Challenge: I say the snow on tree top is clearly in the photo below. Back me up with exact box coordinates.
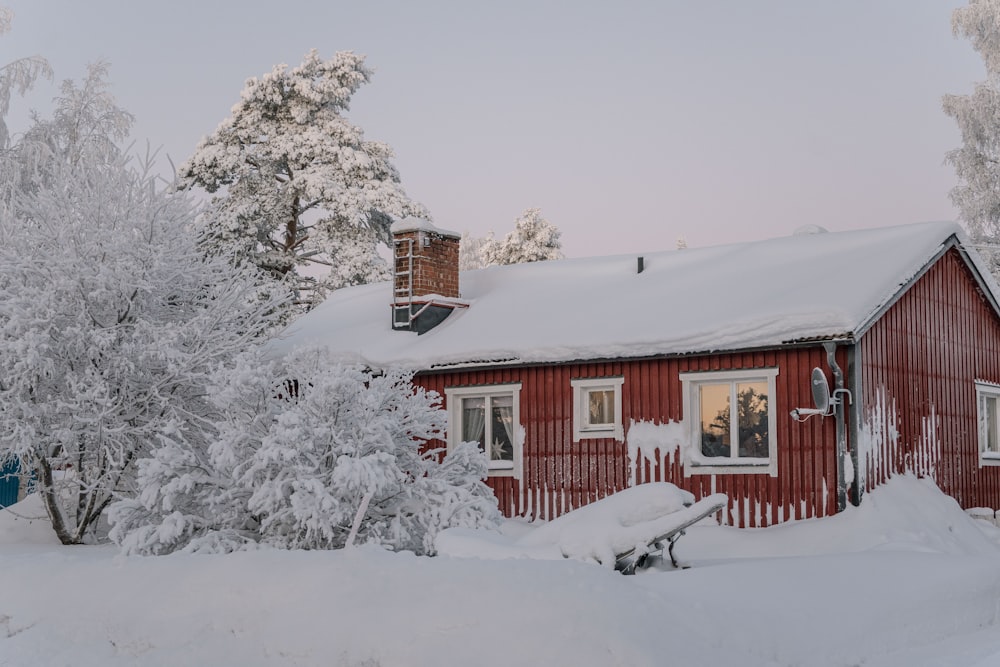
[270,221,989,369]
[390,217,460,239]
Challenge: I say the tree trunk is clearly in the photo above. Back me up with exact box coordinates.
[36,457,79,545]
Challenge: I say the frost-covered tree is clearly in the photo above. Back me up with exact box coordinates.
[320,218,391,292]
[21,61,132,166]
[944,0,1000,275]
[109,347,502,556]
[482,208,564,266]
[0,81,286,544]
[459,230,493,271]
[178,50,428,306]
[4,62,132,204]
[0,7,52,149]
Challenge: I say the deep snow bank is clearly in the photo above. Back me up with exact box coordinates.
[0,475,998,666]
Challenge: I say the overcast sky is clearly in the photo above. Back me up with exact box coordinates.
[2,1,984,258]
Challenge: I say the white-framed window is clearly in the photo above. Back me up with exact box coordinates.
[445,383,522,477]
[680,368,779,476]
[977,381,1000,466]
[571,377,625,441]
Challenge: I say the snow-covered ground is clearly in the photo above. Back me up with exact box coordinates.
[2,476,1000,666]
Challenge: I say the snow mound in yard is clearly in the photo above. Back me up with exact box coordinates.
[1,476,1000,665]
[682,474,1000,561]
[0,492,59,546]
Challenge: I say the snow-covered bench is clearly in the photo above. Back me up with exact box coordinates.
[513,484,728,573]
[613,494,728,574]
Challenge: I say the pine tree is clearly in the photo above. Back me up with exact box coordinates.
[321,218,391,292]
[459,230,493,271]
[944,0,1000,275]
[178,50,427,307]
[482,208,564,267]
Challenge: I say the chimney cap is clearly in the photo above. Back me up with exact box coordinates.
[390,217,460,240]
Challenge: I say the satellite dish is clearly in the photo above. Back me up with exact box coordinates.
[811,368,831,414]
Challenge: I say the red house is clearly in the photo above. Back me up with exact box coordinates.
[274,219,1000,527]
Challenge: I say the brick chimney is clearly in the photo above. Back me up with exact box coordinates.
[390,219,466,333]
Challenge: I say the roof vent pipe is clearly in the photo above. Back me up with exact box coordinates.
[637,256,644,274]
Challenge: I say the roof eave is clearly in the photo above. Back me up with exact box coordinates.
[853,233,1000,340]
[419,336,857,375]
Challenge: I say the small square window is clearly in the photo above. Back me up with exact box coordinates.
[572,377,624,441]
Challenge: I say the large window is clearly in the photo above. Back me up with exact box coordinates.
[977,381,1000,465]
[680,369,778,476]
[446,384,522,477]
[571,377,624,441]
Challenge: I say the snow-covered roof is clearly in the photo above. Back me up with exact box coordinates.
[389,217,460,238]
[270,221,991,369]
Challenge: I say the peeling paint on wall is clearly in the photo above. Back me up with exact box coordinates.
[861,387,941,487]
[861,387,899,489]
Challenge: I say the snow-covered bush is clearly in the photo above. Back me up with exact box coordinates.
[110,348,502,556]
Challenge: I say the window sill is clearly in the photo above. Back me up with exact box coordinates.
[575,427,622,441]
[686,461,777,477]
[979,455,1000,467]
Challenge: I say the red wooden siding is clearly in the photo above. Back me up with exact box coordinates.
[860,248,1000,509]
[417,346,843,527]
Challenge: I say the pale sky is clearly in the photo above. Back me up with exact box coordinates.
[2,0,984,258]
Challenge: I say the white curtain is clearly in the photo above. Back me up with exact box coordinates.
[462,398,486,450]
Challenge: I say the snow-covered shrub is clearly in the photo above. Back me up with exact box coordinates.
[110,348,501,556]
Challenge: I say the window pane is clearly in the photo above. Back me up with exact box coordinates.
[988,396,999,453]
[700,383,731,458]
[588,389,615,426]
[490,395,514,462]
[737,381,769,458]
[461,397,486,452]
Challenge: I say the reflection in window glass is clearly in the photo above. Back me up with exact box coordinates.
[490,395,514,464]
[737,382,769,458]
[588,389,615,426]
[684,369,776,471]
[700,383,730,458]
[699,381,770,459]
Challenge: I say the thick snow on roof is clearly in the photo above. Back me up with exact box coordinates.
[389,217,460,238]
[271,221,975,368]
